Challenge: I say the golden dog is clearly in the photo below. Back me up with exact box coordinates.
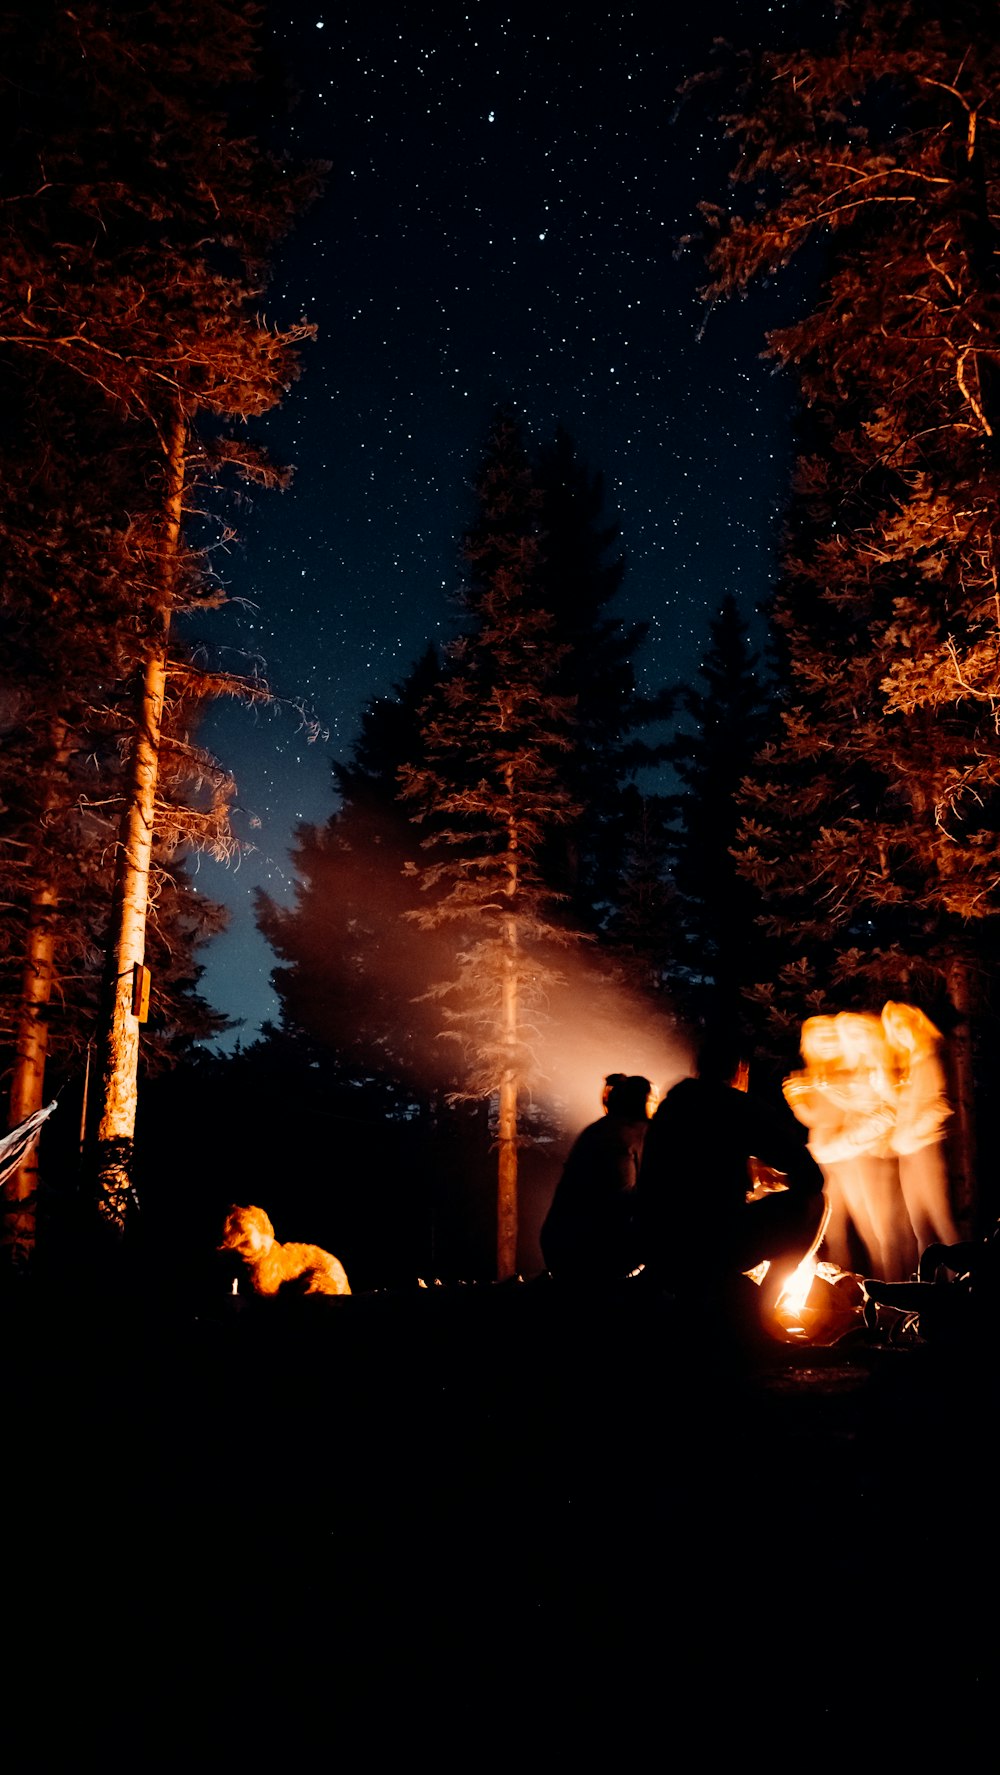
[219,1204,351,1296]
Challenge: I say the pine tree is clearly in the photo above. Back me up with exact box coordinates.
[690,0,1000,1213]
[0,365,233,1263]
[665,597,772,1036]
[399,412,582,1278]
[534,428,659,927]
[257,422,670,1270]
[602,786,681,999]
[1,2,318,1228]
[256,648,461,1109]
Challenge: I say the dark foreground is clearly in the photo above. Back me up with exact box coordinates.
[5,1272,998,1764]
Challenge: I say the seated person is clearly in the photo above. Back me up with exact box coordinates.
[540,1075,652,1281]
[636,1031,824,1310]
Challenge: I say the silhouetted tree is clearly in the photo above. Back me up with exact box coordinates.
[535,428,663,926]
[259,420,677,1270]
[1,1,318,1228]
[256,648,460,1108]
[665,597,772,1035]
[0,368,232,1263]
[400,412,582,1277]
[692,0,1000,1214]
[602,786,681,998]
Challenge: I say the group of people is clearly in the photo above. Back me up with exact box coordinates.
[541,1034,826,1311]
[782,1004,958,1282]
[540,1003,958,1302]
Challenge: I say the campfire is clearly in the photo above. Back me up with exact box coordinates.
[747,1254,868,1344]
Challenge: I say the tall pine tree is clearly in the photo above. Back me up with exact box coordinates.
[692,0,1000,1213]
[665,597,772,1037]
[0,361,231,1264]
[534,427,660,928]
[1,1,318,1228]
[399,411,581,1278]
[255,647,461,1110]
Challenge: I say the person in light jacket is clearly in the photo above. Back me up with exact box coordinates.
[881,1002,959,1257]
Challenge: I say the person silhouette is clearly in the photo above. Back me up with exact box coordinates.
[540,1075,652,1281]
[637,1030,824,1315]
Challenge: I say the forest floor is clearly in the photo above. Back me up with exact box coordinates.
[4,1269,997,1765]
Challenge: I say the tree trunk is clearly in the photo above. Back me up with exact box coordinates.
[497,925,519,1279]
[6,886,59,1266]
[94,405,186,1231]
[4,719,72,1268]
[945,951,978,1234]
[496,770,519,1278]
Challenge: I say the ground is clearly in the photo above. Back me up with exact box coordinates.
[4,1269,996,1763]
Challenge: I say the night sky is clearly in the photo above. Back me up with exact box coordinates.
[192,0,801,1045]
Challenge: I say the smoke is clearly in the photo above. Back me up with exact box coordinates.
[284,812,693,1133]
[528,953,693,1135]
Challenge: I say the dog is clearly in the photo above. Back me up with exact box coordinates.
[219,1204,351,1297]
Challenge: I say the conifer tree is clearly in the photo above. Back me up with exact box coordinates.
[0,368,231,1262]
[1,2,317,1228]
[259,421,667,1268]
[255,648,461,1108]
[665,597,771,1035]
[691,0,1000,1211]
[534,428,659,927]
[399,412,581,1278]
[602,786,681,1000]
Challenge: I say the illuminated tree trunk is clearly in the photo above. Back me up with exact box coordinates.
[94,406,185,1231]
[497,923,519,1279]
[4,719,72,1267]
[496,772,520,1277]
[400,415,581,1283]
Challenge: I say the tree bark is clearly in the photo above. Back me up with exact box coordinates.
[496,767,519,1278]
[4,719,72,1267]
[497,920,519,1279]
[94,405,185,1231]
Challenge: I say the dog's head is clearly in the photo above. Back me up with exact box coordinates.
[219,1204,275,1260]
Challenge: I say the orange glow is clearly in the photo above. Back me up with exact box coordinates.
[775,1252,819,1319]
[749,1256,866,1344]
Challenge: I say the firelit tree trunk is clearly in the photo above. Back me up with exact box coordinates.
[496,773,521,1278]
[6,891,58,1265]
[94,408,185,1231]
[497,907,520,1280]
[4,719,72,1267]
[398,414,582,1284]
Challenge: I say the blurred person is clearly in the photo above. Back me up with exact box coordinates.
[637,1030,824,1318]
[783,1016,866,1271]
[835,1012,916,1281]
[540,1075,652,1281]
[881,1002,959,1255]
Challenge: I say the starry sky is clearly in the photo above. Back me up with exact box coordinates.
[192,0,803,1046]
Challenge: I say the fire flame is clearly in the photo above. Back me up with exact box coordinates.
[776,1253,818,1319]
[744,1256,821,1331]
[747,1254,863,1342]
